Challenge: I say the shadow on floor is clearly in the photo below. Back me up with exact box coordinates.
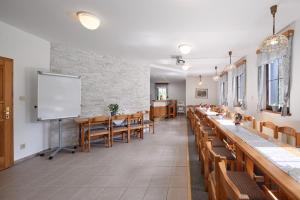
[187,119,208,200]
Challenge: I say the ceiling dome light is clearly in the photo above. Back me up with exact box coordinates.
[182,64,191,71]
[260,5,288,53]
[178,44,192,55]
[77,11,100,30]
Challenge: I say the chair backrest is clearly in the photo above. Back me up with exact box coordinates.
[243,115,256,130]
[129,112,143,125]
[277,126,300,147]
[217,160,250,200]
[260,121,278,139]
[111,114,128,121]
[88,116,111,131]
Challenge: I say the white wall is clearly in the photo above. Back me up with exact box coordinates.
[0,21,51,161]
[168,81,186,103]
[222,20,300,131]
[186,75,218,106]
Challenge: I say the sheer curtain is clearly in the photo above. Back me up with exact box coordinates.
[219,73,228,106]
[257,33,293,116]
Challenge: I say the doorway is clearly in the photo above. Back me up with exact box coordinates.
[0,57,13,170]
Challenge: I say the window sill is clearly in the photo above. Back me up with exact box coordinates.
[263,109,292,116]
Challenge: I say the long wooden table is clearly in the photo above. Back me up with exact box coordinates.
[197,108,300,200]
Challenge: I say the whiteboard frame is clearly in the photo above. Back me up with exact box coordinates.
[37,71,81,121]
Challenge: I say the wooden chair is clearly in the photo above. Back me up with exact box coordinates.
[243,115,256,130]
[128,112,144,142]
[168,100,177,118]
[140,110,154,134]
[277,126,300,147]
[85,116,111,151]
[217,160,268,200]
[260,121,278,139]
[111,114,129,145]
[204,138,235,191]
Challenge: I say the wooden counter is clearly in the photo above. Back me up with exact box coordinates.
[150,100,177,121]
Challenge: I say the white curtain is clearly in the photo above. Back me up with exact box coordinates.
[257,64,266,111]
[257,34,293,116]
[219,73,228,106]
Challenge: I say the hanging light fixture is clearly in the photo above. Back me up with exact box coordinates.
[198,75,203,86]
[178,44,192,55]
[77,11,100,30]
[182,64,191,71]
[213,66,219,81]
[260,5,288,53]
[227,51,235,70]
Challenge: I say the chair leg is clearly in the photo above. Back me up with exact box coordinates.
[127,130,131,143]
[88,134,91,152]
[81,128,85,152]
[152,123,155,134]
[111,132,114,145]
[109,133,112,147]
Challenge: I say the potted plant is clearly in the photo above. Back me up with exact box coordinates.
[233,113,243,125]
[108,104,119,116]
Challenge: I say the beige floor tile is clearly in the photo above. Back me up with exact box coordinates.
[0,117,208,200]
[98,187,127,200]
[120,187,147,200]
[143,187,168,200]
[149,176,171,187]
[71,187,104,200]
[167,188,188,200]
[170,176,188,187]
[129,175,152,187]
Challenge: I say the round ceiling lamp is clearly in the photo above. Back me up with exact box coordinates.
[182,64,191,71]
[260,5,288,53]
[227,51,235,70]
[178,44,192,55]
[198,75,203,86]
[213,66,219,81]
[77,11,100,30]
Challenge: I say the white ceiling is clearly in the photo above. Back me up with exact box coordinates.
[1,0,300,80]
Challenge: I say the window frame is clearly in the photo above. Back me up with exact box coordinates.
[265,60,289,114]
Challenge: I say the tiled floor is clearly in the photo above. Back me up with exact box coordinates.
[0,116,207,200]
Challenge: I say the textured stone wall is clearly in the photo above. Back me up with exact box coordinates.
[49,43,150,147]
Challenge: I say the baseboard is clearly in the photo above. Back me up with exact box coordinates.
[14,148,51,165]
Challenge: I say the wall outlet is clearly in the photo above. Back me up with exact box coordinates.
[20,143,26,150]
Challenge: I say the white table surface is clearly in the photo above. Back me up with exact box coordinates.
[210,115,300,183]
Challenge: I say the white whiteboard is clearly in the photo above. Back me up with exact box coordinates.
[37,71,81,120]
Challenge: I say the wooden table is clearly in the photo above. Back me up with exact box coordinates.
[74,117,89,151]
[197,108,300,200]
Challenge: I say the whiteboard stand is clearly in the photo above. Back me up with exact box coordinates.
[40,119,75,160]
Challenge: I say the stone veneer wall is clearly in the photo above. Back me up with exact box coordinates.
[49,43,150,147]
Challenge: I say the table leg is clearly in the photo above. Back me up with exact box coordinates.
[236,147,244,171]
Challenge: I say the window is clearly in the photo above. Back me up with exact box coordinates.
[232,61,246,108]
[266,58,286,112]
[157,87,167,100]
[155,83,168,100]
[236,72,245,105]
